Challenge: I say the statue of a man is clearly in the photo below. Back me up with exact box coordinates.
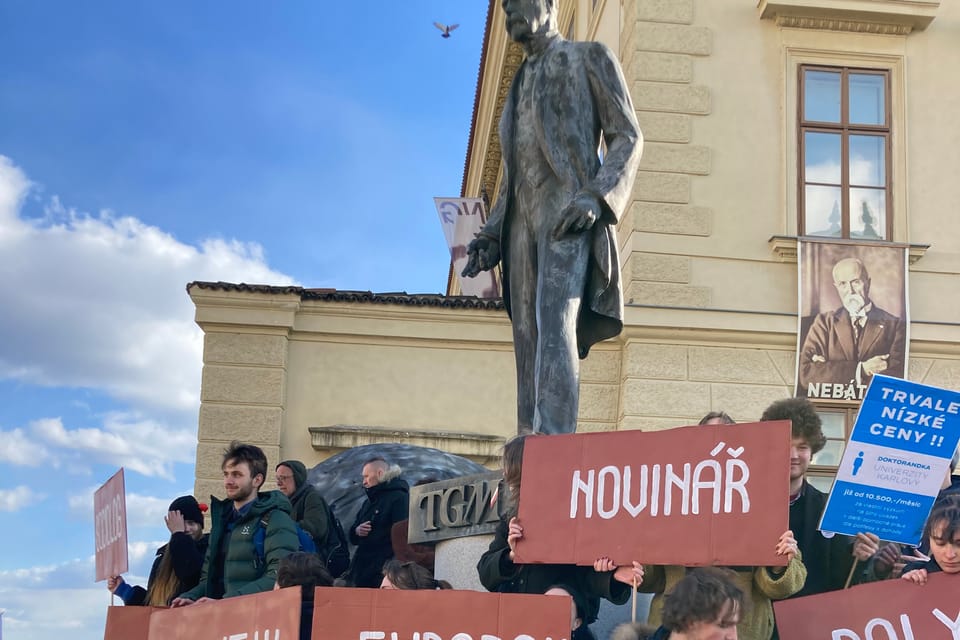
[462,0,642,435]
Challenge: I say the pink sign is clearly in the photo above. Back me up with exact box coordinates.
[94,468,128,581]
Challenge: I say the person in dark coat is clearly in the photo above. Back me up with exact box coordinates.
[276,460,331,552]
[761,398,858,599]
[275,551,334,640]
[348,457,409,588]
[477,435,639,629]
[902,495,960,584]
[107,495,209,606]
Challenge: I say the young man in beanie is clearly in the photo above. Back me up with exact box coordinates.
[172,441,300,605]
[107,495,209,606]
[275,460,331,557]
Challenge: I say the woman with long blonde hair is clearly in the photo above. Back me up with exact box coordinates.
[107,495,208,606]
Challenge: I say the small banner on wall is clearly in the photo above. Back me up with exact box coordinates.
[434,197,500,299]
[795,239,909,403]
[773,571,960,640]
[514,422,791,567]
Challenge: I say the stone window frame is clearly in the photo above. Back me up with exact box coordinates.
[798,64,892,240]
[782,42,908,244]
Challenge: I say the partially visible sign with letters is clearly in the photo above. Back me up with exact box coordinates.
[312,586,571,640]
[516,422,791,567]
[408,472,503,544]
[774,571,960,640]
[434,197,500,298]
[94,468,128,581]
[819,375,960,545]
[104,606,157,640]
[147,586,299,639]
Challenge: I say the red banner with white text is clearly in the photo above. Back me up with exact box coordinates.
[515,422,791,566]
[774,571,960,639]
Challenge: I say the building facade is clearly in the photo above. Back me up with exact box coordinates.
[190,0,959,498]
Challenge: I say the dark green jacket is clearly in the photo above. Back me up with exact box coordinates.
[179,491,299,600]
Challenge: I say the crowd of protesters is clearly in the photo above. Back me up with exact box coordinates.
[106,395,960,640]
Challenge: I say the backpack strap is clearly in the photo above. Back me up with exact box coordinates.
[253,510,274,569]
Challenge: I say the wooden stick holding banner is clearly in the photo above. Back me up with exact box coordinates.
[844,558,859,589]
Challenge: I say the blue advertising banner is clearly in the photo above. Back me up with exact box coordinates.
[819,375,960,545]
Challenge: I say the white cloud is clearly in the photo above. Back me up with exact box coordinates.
[68,486,196,528]
[3,414,195,479]
[0,485,45,511]
[0,426,53,466]
[1,587,106,640]
[0,154,296,418]
[0,558,112,640]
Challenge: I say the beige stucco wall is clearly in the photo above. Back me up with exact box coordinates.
[189,0,960,496]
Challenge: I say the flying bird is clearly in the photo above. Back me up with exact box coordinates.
[434,22,459,38]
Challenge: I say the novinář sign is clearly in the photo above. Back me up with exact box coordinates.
[820,375,960,545]
[516,421,791,567]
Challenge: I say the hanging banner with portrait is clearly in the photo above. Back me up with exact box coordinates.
[795,239,909,404]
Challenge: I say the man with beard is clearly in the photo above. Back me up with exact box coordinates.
[799,257,906,399]
[172,441,299,605]
[347,457,409,588]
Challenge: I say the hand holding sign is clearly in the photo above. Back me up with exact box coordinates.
[872,543,903,579]
[775,530,800,564]
[901,567,930,585]
[593,557,644,586]
[507,517,523,561]
[852,532,881,561]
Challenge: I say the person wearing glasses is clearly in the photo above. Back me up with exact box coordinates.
[275,460,332,561]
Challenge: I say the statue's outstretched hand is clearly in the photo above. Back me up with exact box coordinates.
[462,235,501,278]
[554,194,600,239]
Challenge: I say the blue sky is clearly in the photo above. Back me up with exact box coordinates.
[0,2,488,637]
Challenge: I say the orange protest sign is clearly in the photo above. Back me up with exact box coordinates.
[94,468,128,581]
[147,587,300,639]
[104,606,157,640]
[515,422,791,566]
[312,587,573,640]
[774,571,960,639]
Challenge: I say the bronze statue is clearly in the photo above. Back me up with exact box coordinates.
[462,0,642,435]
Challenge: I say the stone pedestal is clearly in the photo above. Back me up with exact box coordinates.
[433,534,493,591]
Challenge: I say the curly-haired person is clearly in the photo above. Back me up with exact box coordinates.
[614,568,744,640]
[761,398,861,601]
